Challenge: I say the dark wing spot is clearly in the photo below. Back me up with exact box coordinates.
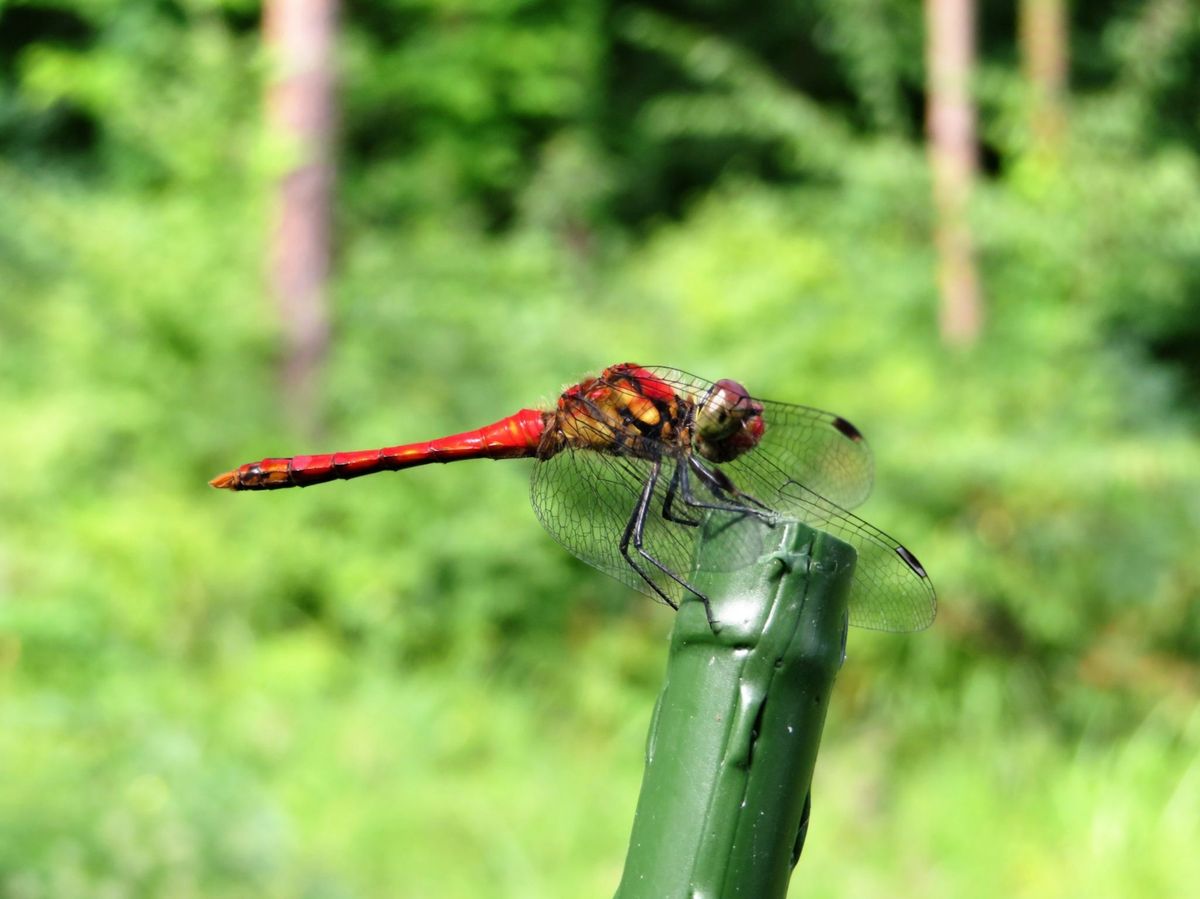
[831,416,864,442]
[895,545,928,578]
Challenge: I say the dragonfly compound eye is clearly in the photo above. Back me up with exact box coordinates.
[694,379,765,462]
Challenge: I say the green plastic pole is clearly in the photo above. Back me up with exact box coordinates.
[615,514,856,899]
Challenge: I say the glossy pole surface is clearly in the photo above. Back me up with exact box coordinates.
[615,514,855,899]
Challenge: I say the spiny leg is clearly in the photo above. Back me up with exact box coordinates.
[619,459,718,628]
[618,459,678,610]
[680,455,776,521]
[689,456,773,513]
[662,458,703,527]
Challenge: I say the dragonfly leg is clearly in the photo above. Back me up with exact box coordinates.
[681,455,776,521]
[662,459,704,527]
[620,460,718,628]
[619,461,679,610]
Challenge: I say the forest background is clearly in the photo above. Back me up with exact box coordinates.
[2,1,1199,896]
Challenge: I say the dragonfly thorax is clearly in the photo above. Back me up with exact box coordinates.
[544,364,687,460]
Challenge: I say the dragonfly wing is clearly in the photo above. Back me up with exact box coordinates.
[638,366,932,631]
[540,364,932,631]
[642,366,874,509]
[772,480,936,631]
[530,448,699,607]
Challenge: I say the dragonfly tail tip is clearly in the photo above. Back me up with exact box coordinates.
[209,470,238,490]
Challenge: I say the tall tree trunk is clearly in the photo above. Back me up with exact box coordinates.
[924,0,983,348]
[264,0,337,434]
[1019,0,1068,154]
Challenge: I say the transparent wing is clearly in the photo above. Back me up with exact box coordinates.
[530,442,933,630]
[774,479,935,631]
[530,447,697,607]
[642,366,875,509]
[632,366,934,631]
[535,364,934,632]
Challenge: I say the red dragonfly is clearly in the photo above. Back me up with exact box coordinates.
[211,363,934,631]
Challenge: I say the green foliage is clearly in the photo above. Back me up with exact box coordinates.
[340,0,605,225]
[1,1,1199,896]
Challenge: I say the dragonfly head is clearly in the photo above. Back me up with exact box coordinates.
[693,378,765,463]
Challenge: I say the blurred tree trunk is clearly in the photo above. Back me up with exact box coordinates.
[264,0,337,435]
[924,0,983,348]
[1019,0,1068,154]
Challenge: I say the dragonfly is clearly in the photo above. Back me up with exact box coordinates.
[211,363,935,632]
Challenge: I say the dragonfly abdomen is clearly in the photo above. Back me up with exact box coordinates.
[210,408,548,490]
